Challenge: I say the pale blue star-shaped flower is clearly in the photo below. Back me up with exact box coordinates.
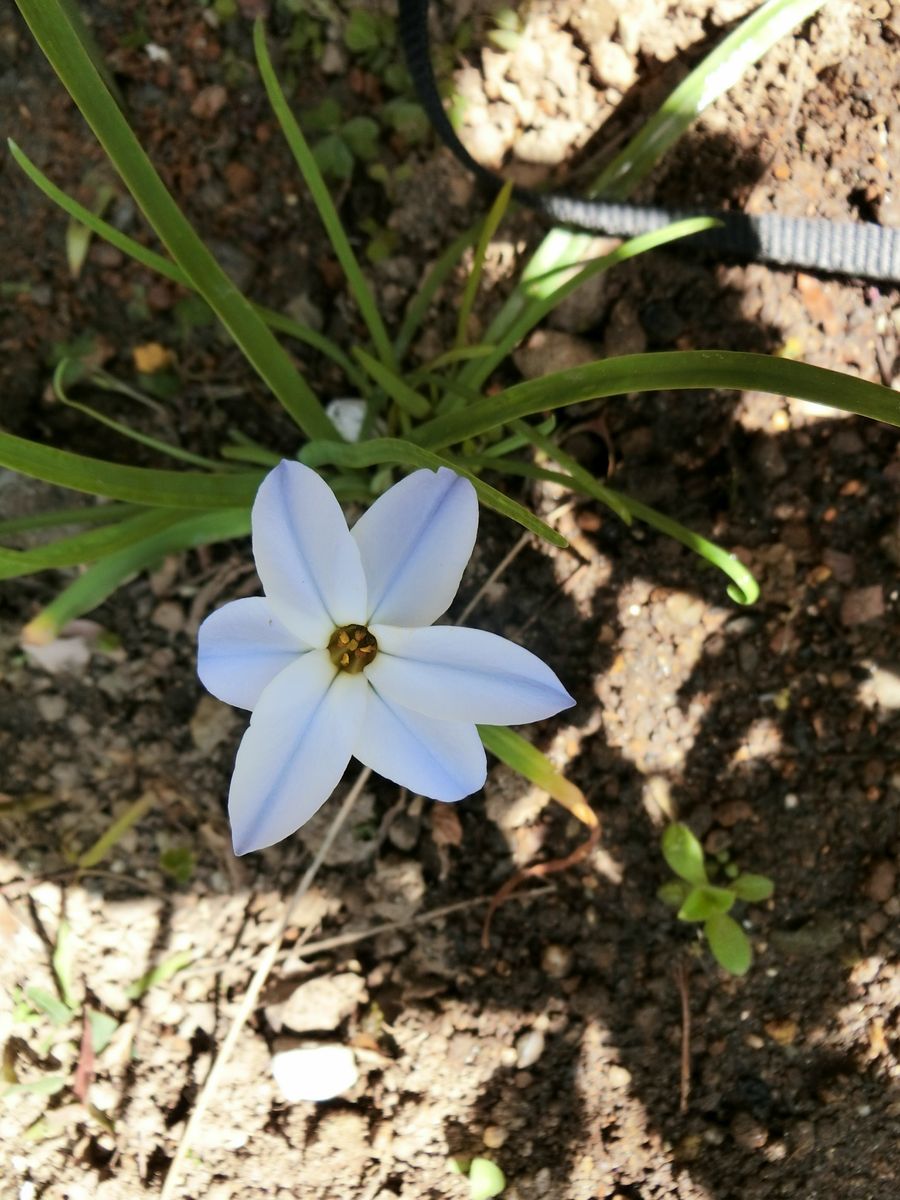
[198,461,574,854]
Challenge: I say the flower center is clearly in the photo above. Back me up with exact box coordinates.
[327,624,378,674]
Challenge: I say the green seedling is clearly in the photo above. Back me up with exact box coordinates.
[488,6,525,52]
[303,98,380,180]
[449,1156,506,1200]
[66,175,115,280]
[659,823,774,975]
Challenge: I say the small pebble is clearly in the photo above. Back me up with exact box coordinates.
[764,1018,798,1046]
[730,1111,768,1150]
[482,1125,508,1149]
[541,943,573,979]
[607,1064,632,1089]
[865,860,896,904]
[36,694,66,722]
[515,1029,545,1069]
[151,601,184,633]
[271,1045,358,1103]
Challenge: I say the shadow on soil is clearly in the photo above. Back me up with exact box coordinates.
[1,4,899,1197]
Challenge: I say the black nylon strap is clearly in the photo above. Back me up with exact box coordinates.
[398,0,900,283]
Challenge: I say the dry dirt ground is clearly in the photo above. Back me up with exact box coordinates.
[1,1,900,1198]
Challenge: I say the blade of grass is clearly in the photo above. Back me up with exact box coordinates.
[458,0,826,383]
[478,415,557,458]
[352,347,430,418]
[51,920,78,1011]
[253,20,395,371]
[455,180,513,350]
[478,725,594,826]
[607,488,760,603]
[126,951,194,1001]
[0,503,136,538]
[0,508,186,581]
[509,417,639,523]
[76,793,156,868]
[10,142,367,393]
[512,419,758,602]
[0,430,263,507]
[413,351,900,448]
[53,362,226,471]
[395,226,478,361]
[13,1,337,440]
[449,217,718,399]
[298,437,567,547]
[590,0,826,201]
[23,508,251,643]
[413,344,498,375]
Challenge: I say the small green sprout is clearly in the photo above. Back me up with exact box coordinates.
[488,7,525,52]
[304,99,380,181]
[659,823,774,975]
[449,1156,506,1200]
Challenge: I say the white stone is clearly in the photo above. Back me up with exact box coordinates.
[514,1028,545,1069]
[271,1045,358,1103]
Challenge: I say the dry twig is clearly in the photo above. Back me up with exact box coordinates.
[160,767,371,1200]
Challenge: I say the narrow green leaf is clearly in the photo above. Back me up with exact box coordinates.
[253,19,395,370]
[453,218,718,395]
[478,415,557,457]
[2,1075,67,1098]
[506,424,758,602]
[13,1,336,439]
[0,502,135,539]
[478,725,593,824]
[607,489,760,605]
[257,305,370,392]
[395,226,478,360]
[0,430,262,507]
[415,352,900,449]
[76,792,156,868]
[53,361,225,470]
[705,912,752,975]
[508,420,633,523]
[731,872,775,903]
[126,950,194,1000]
[86,1009,119,1056]
[24,986,74,1027]
[0,509,187,581]
[299,437,566,547]
[662,823,707,885]
[9,138,184,280]
[456,180,513,350]
[352,347,430,417]
[678,884,735,922]
[24,508,251,640]
[66,182,114,279]
[471,0,827,364]
[590,0,826,201]
[51,920,78,1012]
[416,344,498,374]
[503,424,757,607]
[10,142,368,391]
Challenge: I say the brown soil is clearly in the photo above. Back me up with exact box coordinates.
[1,2,899,1199]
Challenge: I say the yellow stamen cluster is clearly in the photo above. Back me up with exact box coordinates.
[327,624,378,674]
